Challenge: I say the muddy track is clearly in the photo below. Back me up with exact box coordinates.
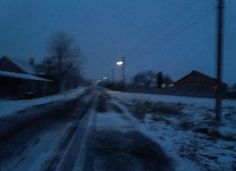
[79,92,174,171]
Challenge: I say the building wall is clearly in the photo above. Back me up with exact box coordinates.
[0,76,51,99]
[174,81,217,90]
[0,77,23,97]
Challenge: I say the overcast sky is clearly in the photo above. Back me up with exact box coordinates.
[0,0,235,83]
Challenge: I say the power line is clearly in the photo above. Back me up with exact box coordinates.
[149,4,215,55]
[124,0,202,58]
[124,0,215,63]
[147,1,215,56]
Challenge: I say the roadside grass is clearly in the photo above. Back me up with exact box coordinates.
[123,99,184,120]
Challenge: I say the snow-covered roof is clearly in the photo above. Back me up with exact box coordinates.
[9,58,35,74]
[0,70,51,82]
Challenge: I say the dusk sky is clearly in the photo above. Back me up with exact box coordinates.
[0,0,235,84]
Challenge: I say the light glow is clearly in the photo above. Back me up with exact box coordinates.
[116,61,123,66]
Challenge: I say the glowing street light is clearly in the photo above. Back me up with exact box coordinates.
[116,60,123,66]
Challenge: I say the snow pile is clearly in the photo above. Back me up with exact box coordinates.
[0,87,85,117]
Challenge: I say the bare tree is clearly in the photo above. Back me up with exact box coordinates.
[39,31,83,91]
[132,70,156,87]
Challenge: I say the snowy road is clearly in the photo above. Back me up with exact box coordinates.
[0,88,95,171]
[0,87,174,171]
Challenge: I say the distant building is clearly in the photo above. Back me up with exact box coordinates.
[0,56,52,98]
[174,70,227,92]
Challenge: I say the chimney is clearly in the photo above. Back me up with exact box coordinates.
[29,57,34,66]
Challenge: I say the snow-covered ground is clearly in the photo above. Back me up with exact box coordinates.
[0,87,85,117]
[110,90,236,171]
[1,121,74,171]
[1,88,235,171]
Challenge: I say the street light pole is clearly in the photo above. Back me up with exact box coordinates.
[116,57,126,91]
[122,57,126,89]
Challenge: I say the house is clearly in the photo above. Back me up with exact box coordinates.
[0,56,52,98]
[174,70,227,92]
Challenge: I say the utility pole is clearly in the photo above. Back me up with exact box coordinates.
[111,68,114,83]
[215,0,224,124]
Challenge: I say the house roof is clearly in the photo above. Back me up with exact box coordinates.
[0,70,51,82]
[9,57,35,74]
[175,70,217,84]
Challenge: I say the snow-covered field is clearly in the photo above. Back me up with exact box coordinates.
[110,90,236,171]
[110,90,236,108]
[0,87,85,118]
